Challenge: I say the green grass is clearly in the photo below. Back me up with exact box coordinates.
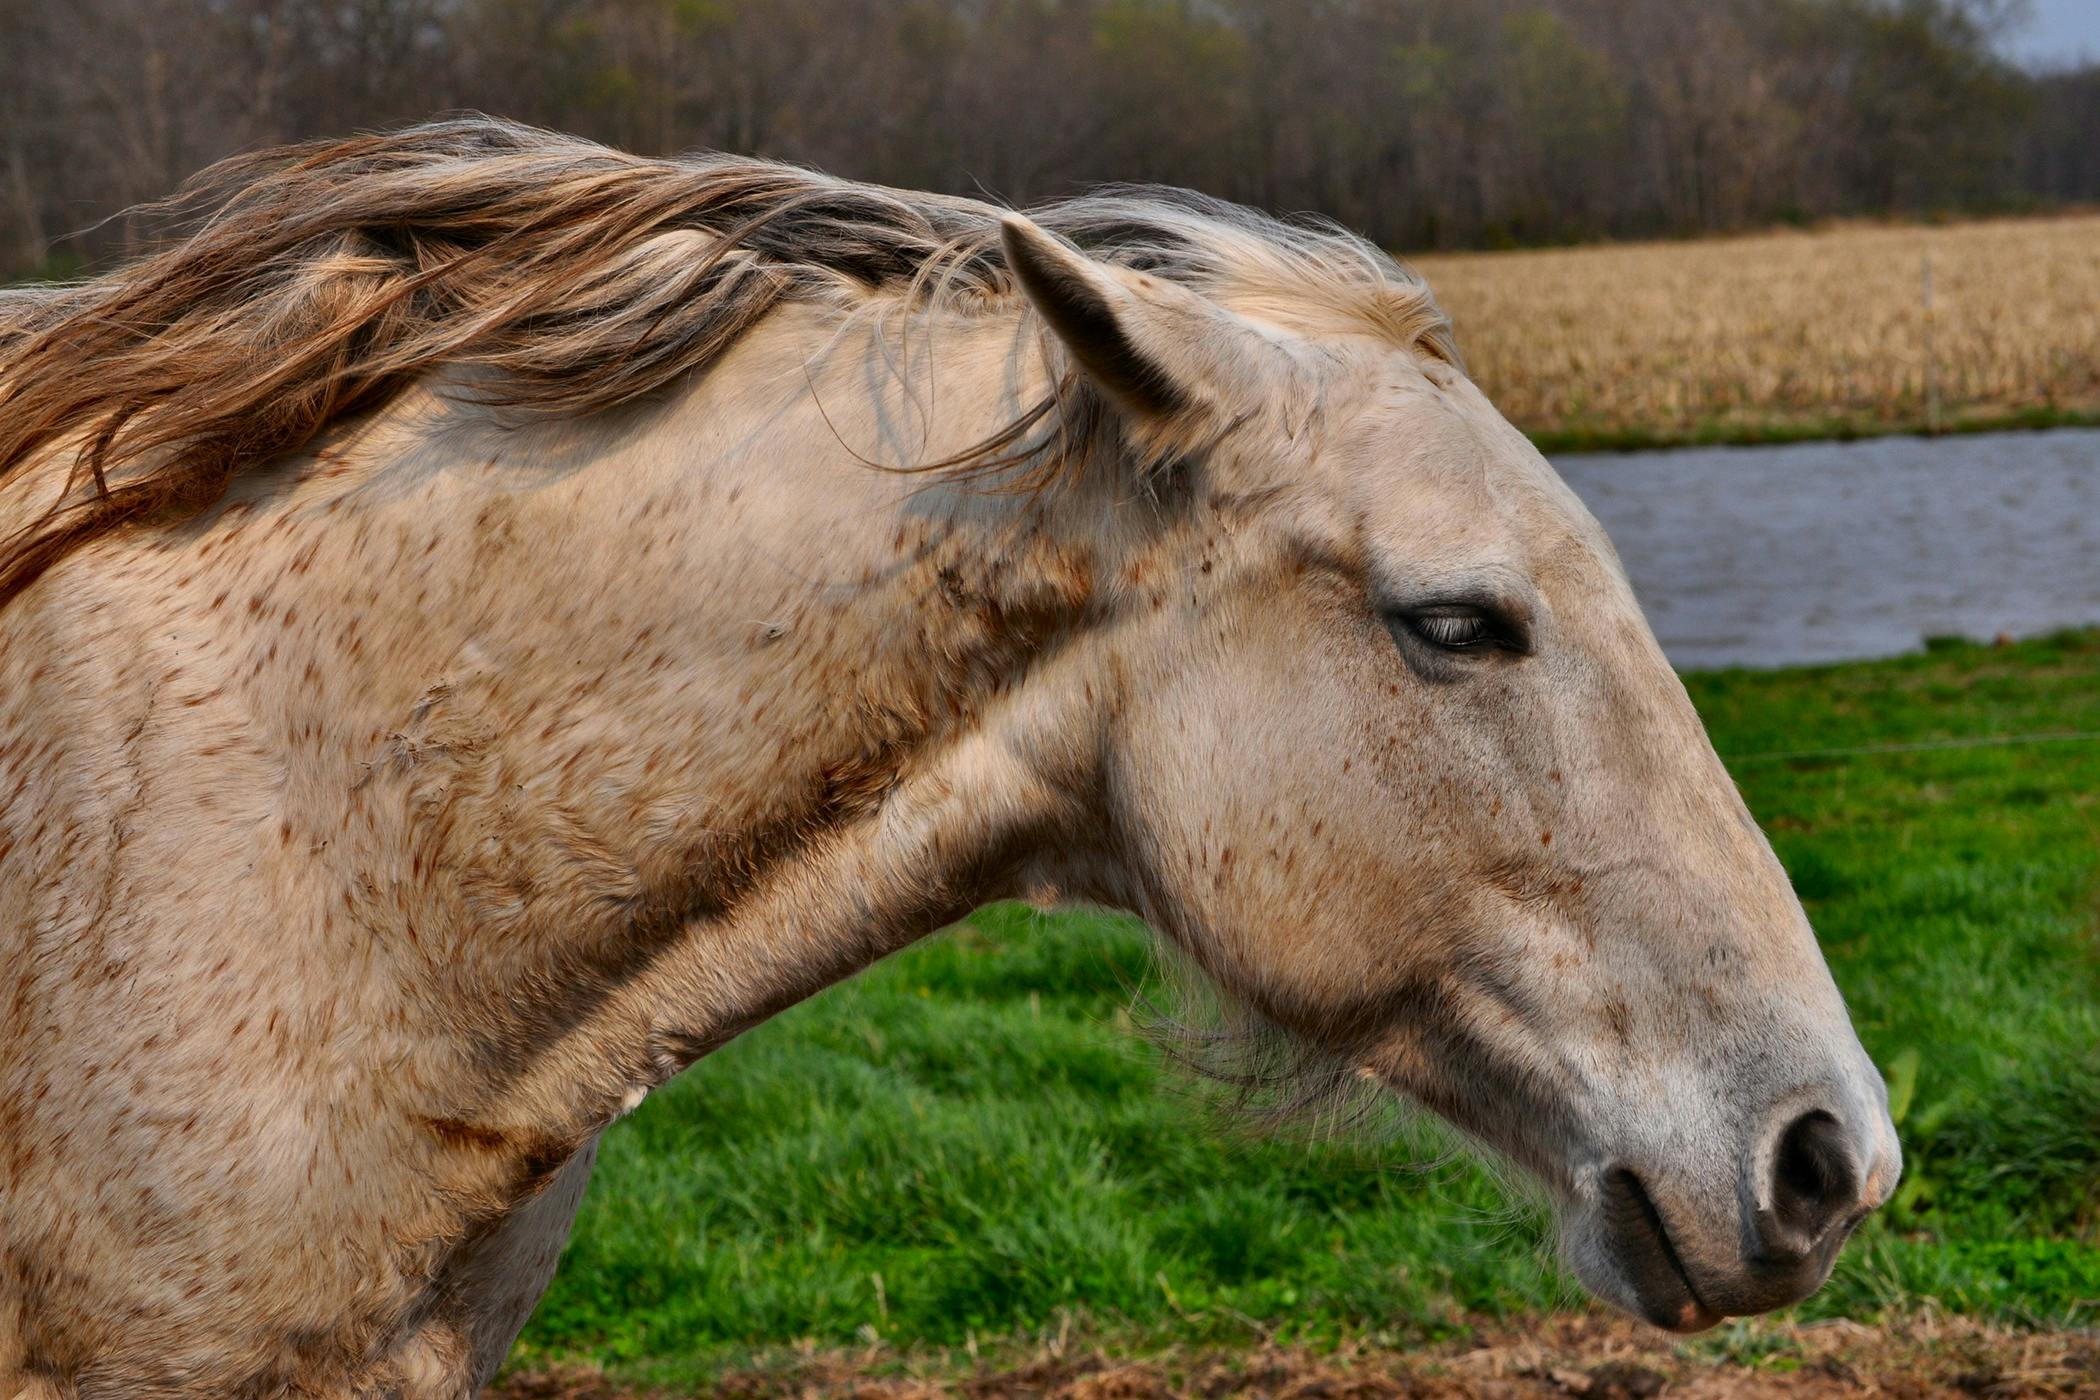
[510,631,2100,1387]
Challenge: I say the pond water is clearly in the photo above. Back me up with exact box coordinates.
[1553,428,2100,670]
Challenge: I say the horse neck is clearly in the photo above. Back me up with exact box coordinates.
[192,302,1133,1144]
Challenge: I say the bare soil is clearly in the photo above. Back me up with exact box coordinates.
[492,1315,2100,1398]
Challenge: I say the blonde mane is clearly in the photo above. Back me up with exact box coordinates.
[0,116,1453,605]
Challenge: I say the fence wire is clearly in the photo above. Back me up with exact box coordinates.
[1724,730,2100,766]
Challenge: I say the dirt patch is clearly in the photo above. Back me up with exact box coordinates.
[492,1314,2100,1398]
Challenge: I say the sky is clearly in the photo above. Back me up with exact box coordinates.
[2006,0,2100,68]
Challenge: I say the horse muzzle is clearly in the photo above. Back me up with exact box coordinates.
[1563,1095,1901,1331]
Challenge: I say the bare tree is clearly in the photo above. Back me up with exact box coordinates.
[0,0,2079,280]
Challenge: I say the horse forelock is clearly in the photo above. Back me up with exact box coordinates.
[0,115,1453,606]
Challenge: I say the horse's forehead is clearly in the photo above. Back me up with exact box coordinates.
[1329,370,1610,577]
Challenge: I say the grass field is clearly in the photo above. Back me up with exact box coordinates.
[503,632,2100,1391]
[1412,214,2100,451]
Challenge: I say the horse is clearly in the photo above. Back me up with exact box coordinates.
[0,119,1897,1398]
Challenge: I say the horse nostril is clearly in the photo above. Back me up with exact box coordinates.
[1759,1110,1860,1263]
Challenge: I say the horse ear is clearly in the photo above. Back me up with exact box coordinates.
[999,213,1269,428]
[998,215,1186,418]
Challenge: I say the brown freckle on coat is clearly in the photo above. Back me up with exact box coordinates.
[417,1108,512,1158]
[1603,997,1632,1045]
[1540,830,1552,846]
[1548,769,1563,783]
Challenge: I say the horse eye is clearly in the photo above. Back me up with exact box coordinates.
[1409,609,1493,648]
[1386,603,1526,656]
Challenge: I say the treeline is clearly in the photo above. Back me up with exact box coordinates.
[2,0,2094,278]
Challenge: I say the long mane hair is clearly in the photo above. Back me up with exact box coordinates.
[0,117,1453,606]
